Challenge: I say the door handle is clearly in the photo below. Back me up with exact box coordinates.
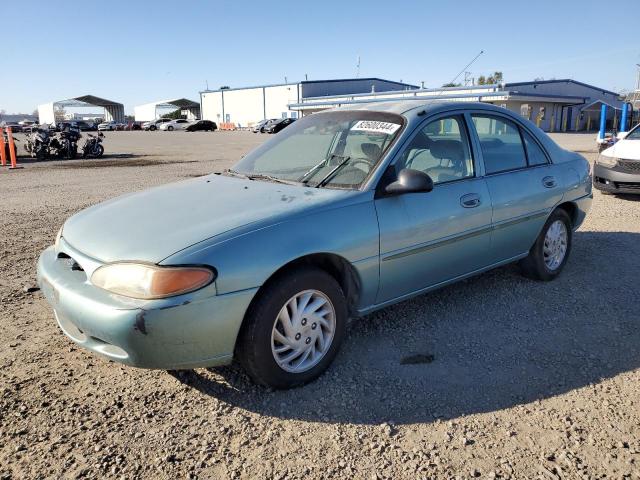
[542,176,557,188]
[460,193,481,208]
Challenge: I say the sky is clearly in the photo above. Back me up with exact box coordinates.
[3,0,639,114]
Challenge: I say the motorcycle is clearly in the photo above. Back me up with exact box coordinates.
[24,128,51,160]
[50,128,81,159]
[81,132,105,158]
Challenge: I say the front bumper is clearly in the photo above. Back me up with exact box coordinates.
[593,163,640,194]
[37,244,258,369]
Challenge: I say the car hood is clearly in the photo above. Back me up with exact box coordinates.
[602,139,640,160]
[62,174,356,264]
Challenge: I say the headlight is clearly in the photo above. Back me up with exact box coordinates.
[54,227,63,250]
[91,263,215,299]
[596,155,617,167]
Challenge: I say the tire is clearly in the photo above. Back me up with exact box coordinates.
[150,125,156,131]
[236,267,347,389]
[519,208,572,281]
[167,126,174,131]
[96,144,104,157]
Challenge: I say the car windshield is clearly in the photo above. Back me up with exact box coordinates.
[625,125,640,140]
[232,110,404,188]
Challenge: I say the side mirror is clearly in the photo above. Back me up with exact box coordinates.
[385,168,434,196]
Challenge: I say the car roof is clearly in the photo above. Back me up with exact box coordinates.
[334,99,512,118]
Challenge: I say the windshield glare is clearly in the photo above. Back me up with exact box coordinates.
[232,111,404,188]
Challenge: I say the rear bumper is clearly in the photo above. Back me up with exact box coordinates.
[37,245,258,369]
[593,163,640,194]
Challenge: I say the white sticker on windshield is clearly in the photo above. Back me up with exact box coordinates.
[351,120,401,135]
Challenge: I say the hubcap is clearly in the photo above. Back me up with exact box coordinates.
[270,289,336,373]
[543,220,568,271]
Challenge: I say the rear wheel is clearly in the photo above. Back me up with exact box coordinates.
[236,267,347,389]
[95,144,104,157]
[519,208,572,281]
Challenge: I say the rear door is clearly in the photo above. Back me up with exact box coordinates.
[375,113,493,303]
[469,113,563,263]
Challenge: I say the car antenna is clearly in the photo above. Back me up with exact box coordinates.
[416,50,485,115]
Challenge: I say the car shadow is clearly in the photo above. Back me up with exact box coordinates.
[170,231,640,425]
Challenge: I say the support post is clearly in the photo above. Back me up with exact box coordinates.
[7,128,22,170]
[0,129,6,166]
[620,103,629,132]
[598,104,607,140]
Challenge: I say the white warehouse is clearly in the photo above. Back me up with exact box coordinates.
[199,78,417,127]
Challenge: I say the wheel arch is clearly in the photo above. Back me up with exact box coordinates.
[555,201,578,228]
[242,252,362,324]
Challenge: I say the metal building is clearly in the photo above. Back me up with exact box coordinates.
[134,98,200,122]
[289,79,623,132]
[38,95,125,126]
[200,78,417,128]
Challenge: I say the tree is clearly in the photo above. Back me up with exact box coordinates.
[441,82,462,88]
[477,72,503,85]
[161,109,186,120]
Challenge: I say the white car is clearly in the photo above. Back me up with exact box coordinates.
[142,118,172,131]
[593,124,640,195]
[159,119,192,131]
[98,121,117,131]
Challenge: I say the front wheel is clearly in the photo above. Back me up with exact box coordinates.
[167,126,174,131]
[95,144,104,157]
[519,208,572,281]
[236,267,347,389]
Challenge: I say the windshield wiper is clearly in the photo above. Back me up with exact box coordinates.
[315,156,351,188]
[225,168,249,179]
[299,154,348,184]
[225,169,297,185]
[244,173,300,185]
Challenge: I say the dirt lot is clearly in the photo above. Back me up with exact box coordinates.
[1,131,639,480]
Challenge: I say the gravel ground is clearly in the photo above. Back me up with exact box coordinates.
[1,131,639,480]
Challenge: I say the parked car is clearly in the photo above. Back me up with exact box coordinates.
[98,121,118,131]
[77,121,98,131]
[185,120,217,132]
[37,101,592,389]
[159,119,192,131]
[126,122,142,131]
[142,118,172,131]
[0,122,22,132]
[259,119,278,133]
[252,119,271,133]
[58,121,96,132]
[593,123,640,194]
[265,117,296,134]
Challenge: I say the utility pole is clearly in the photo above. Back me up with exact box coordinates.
[629,64,640,120]
[356,56,361,78]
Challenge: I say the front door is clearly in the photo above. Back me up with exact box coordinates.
[375,114,493,304]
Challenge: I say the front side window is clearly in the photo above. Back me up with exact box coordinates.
[472,115,527,174]
[232,111,404,188]
[396,115,474,184]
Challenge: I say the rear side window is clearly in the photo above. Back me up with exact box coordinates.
[472,115,527,174]
[522,130,549,166]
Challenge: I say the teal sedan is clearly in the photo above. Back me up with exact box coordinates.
[37,101,592,389]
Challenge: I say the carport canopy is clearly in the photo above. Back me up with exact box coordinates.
[134,98,200,121]
[38,95,125,126]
